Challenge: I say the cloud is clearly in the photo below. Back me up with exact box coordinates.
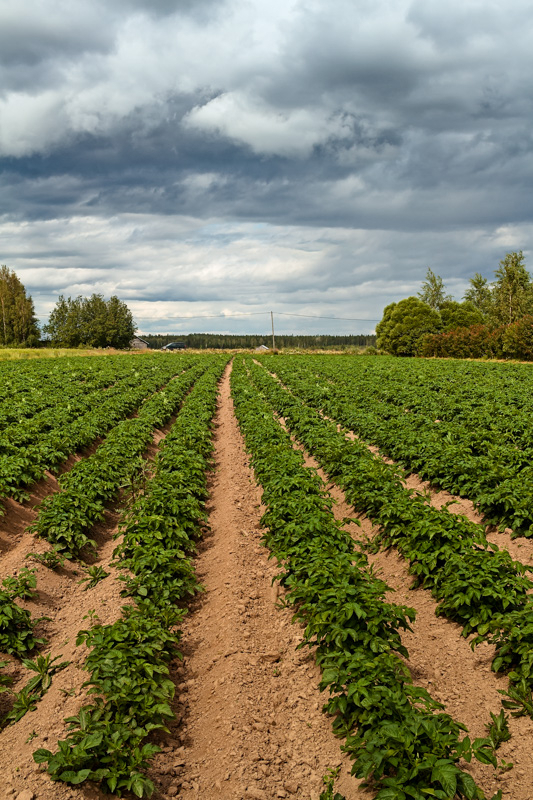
[184,93,352,157]
[2,0,533,334]
[0,1,114,69]
[3,210,533,336]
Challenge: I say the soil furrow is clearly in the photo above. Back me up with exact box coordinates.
[5,358,533,800]
[262,360,533,565]
[283,417,533,800]
[0,413,183,800]
[333,423,533,565]
[170,364,360,800]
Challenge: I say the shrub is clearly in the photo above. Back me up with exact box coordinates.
[502,315,533,360]
[421,324,507,360]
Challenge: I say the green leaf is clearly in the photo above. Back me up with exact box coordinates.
[431,762,457,797]
[84,732,103,749]
[32,748,53,763]
[70,769,92,784]
[457,772,479,800]
[376,789,406,800]
[492,657,504,673]
[473,746,497,767]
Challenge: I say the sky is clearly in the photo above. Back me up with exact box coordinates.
[1,0,533,336]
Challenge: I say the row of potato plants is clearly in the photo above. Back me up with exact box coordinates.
[0,359,212,733]
[0,355,203,505]
[0,584,45,657]
[0,566,70,727]
[231,357,501,800]
[0,570,55,734]
[33,356,228,797]
[0,360,203,701]
[0,353,174,430]
[246,358,533,719]
[0,355,113,426]
[297,356,533,445]
[296,353,533,453]
[0,358,217,742]
[0,357,167,453]
[1,366,153,710]
[0,368,115,445]
[30,358,212,559]
[260,355,533,537]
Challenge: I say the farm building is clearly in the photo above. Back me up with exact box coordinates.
[130,336,150,349]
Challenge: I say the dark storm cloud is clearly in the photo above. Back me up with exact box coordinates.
[5,101,531,235]
[0,9,111,69]
[0,0,223,76]
[114,0,224,16]
[2,0,533,331]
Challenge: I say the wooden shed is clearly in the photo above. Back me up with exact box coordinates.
[130,336,150,350]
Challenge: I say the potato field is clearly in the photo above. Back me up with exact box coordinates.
[1,351,533,800]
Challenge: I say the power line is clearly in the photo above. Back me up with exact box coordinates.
[34,311,268,320]
[35,309,380,322]
[134,312,265,321]
[275,312,380,322]
[128,311,379,322]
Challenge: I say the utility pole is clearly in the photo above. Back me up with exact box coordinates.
[271,311,275,351]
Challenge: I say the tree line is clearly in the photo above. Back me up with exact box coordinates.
[0,266,376,351]
[0,266,40,347]
[0,267,135,349]
[144,333,376,350]
[44,295,135,349]
[377,252,533,358]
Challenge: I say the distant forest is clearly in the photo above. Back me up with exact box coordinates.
[142,333,377,350]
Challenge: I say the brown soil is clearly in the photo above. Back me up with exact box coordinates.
[151,365,360,800]
[288,433,533,800]
[342,428,533,568]
[0,368,362,800]
[405,475,533,566]
[2,363,533,800]
[0,417,177,800]
[0,498,124,800]
[259,362,533,797]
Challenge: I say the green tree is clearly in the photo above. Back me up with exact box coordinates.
[502,315,533,360]
[440,300,485,331]
[491,251,533,325]
[0,266,40,346]
[377,297,442,356]
[44,294,135,349]
[44,296,82,347]
[463,272,492,316]
[45,295,69,345]
[418,268,452,311]
[375,302,397,353]
[80,294,108,347]
[105,295,136,349]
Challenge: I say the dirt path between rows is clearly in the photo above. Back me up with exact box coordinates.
[164,363,360,800]
[228,361,533,799]
[259,358,533,566]
[286,430,533,800]
[0,415,178,800]
[4,362,533,800]
[340,429,533,566]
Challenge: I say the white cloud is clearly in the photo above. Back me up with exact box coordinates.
[184,92,351,156]
[4,211,533,336]
[1,0,533,158]
[0,90,68,156]
[2,0,533,331]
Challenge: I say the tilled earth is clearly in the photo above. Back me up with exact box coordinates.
[1,363,532,799]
